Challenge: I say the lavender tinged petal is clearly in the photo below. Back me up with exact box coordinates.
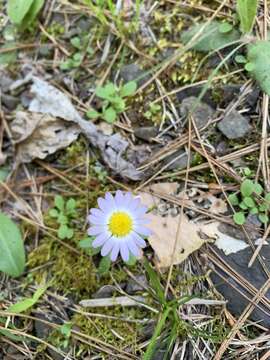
[90,208,104,217]
[132,232,147,247]
[88,214,106,225]
[110,242,120,261]
[101,239,115,256]
[115,190,125,208]
[127,238,140,257]
[105,192,117,209]
[92,232,111,247]
[134,225,152,237]
[120,242,129,262]
[88,226,105,236]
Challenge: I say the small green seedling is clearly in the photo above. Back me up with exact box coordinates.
[60,36,94,70]
[49,195,77,239]
[228,178,270,225]
[144,103,162,121]
[87,81,137,123]
[58,322,72,348]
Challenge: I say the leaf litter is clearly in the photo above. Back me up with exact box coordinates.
[139,182,250,267]
[28,77,143,180]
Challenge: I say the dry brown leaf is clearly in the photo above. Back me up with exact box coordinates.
[138,182,230,267]
[10,111,80,163]
[146,213,217,267]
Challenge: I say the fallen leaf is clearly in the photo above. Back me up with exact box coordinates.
[10,111,80,163]
[146,212,216,267]
[28,77,142,180]
[138,182,241,267]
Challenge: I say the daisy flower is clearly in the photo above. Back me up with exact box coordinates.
[87,191,151,262]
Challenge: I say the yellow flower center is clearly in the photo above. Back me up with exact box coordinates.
[108,211,133,237]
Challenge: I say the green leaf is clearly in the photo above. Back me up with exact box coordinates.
[57,213,68,225]
[235,55,247,64]
[125,254,137,266]
[66,198,76,213]
[219,22,233,34]
[59,322,72,338]
[96,83,116,99]
[259,203,268,212]
[245,62,255,72]
[0,212,25,277]
[228,193,239,206]
[233,212,246,225]
[0,167,9,182]
[86,109,100,119]
[240,179,254,197]
[7,0,34,25]
[58,224,69,239]
[65,228,74,239]
[144,259,166,305]
[247,41,270,95]
[265,193,270,202]
[143,307,171,360]
[79,237,100,255]
[98,256,111,275]
[243,167,251,176]
[120,81,137,97]
[237,0,258,34]
[113,97,125,112]
[254,183,263,195]
[70,36,81,49]
[55,195,64,211]
[243,196,255,208]
[20,0,44,30]
[259,213,269,224]
[7,286,46,313]
[103,107,117,123]
[239,201,248,210]
[49,209,59,218]
[250,207,258,214]
[0,43,17,65]
[181,21,240,53]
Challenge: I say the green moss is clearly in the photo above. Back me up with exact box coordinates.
[28,239,97,297]
[72,306,145,353]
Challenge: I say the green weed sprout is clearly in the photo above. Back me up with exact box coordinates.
[87,81,137,123]
[49,195,77,239]
[60,36,94,71]
[228,178,270,225]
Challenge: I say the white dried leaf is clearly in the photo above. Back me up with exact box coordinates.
[10,111,80,163]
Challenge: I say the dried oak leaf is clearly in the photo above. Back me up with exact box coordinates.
[10,111,80,163]
[146,212,218,267]
[139,183,217,267]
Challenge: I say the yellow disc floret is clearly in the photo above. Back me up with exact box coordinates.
[108,211,133,237]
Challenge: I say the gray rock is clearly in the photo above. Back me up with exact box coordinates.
[0,71,13,92]
[126,145,153,167]
[217,110,251,139]
[134,126,158,142]
[126,275,148,294]
[92,285,115,299]
[162,149,194,171]
[210,245,270,328]
[218,221,261,242]
[179,96,215,128]
[1,94,19,110]
[119,63,150,87]
[34,312,66,360]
